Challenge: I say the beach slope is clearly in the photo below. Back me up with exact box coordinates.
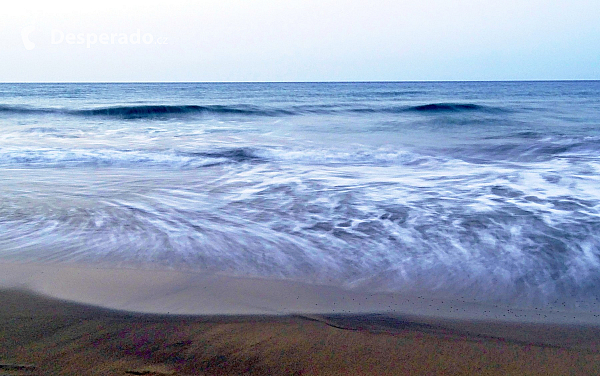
[1,288,600,375]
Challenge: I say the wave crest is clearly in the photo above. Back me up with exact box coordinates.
[0,102,507,119]
[76,105,292,118]
[407,103,497,113]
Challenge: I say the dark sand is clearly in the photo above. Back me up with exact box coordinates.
[1,263,600,375]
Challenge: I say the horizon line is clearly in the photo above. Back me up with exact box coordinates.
[2,79,600,84]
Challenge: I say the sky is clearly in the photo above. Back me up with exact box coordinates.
[1,0,599,82]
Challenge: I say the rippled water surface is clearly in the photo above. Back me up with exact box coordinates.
[1,82,600,310]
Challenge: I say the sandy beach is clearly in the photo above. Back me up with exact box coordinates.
[1,263,599,375]
[3,81,600,375]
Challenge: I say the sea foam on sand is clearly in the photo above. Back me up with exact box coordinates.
[1,262,599,327]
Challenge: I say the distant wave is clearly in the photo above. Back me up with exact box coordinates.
[0,104,292,119]
[0,102,507,119]
[369,90,426,97]
[0,104,56,114]
[406,103,500,113]
[348,103,505,114]
[75,105,293,119]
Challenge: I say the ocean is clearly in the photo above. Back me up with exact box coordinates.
[1,81,599,312]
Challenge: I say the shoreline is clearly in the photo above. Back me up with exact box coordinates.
[1,261,599,325]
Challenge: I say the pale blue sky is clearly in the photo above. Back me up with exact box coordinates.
[1,0,599,82]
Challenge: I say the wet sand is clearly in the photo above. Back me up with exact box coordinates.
[1,263,600,375]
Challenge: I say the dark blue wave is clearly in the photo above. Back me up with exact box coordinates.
[0,105,56,114]
[0,102,506,119]
[0,104,293,118]
[75,105,294,118]
[406,103,500,113]
[349,103,505,114]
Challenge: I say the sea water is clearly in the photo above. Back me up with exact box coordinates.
[1,81,599,311]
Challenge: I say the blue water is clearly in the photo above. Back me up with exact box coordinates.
[1,81,600,310]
